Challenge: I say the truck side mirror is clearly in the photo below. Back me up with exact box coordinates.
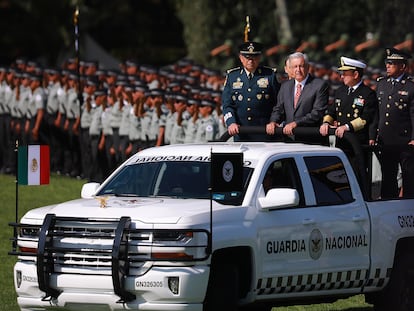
[259,188,299,210]
[81,182,101,199]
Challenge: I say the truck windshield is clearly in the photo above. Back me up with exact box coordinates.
[97,161,252,205]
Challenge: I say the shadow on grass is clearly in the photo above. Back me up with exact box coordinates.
[343,308,373,311]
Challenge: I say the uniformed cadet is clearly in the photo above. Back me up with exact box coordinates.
[89,89,107,182]
[0,67,9,172]
[26,74,47,144]
[44,68,63,172]
[162,92,176,145]
[16,72,32,146]
[102,91,116,174]
[376,48,414,199]
[222,41,280,141]
[127,85,146,154]
[169,94,188,144]
[320,56,378,193]
[110,80,126,165]
[194,99,219,143]
[148,89,165,147]
[80,78,97,179]
[118,86,132,162]
[183,98,199,143]
[63,73,81,177]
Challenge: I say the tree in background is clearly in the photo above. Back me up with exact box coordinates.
[0,0,412,69]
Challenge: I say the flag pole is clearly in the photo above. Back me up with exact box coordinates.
[73,4,83,117]
[13,140,19,251]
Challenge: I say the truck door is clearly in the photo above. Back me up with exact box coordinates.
[256,155,370,298]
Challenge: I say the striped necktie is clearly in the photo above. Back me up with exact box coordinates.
[294,83,302,108]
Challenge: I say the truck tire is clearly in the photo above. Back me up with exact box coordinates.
[374,254,414,311]
[204,264,239,311]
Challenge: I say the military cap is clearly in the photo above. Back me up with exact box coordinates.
[45,68,60,75]
[125,59,139,67]
[337,56,367,71]
[150,88,164,97]
[95,69,106,76]
[167,81,181,89]
[107,69,120,77]
[84,60,98,67]
[27,60,39,68]
[187,98,200,106]
[21,72,31,79]
[200,99,216,108]
[94,88,107,97]
[175,93,188,102]
[15,58,27,65]
[177,58,194,67]
[134,85,147,93]
[86,77,98,87]
[30,74,43,82]
[239,41,263,56]
[68,72,78,80]
[385,47,412,61]
[116,80,128,87]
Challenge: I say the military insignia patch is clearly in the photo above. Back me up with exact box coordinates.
[257,78,269,88]
[353,98,365,106]
[232,81,243,89]
[257,94,262,100]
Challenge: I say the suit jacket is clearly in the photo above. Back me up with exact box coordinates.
[269,75,328,127]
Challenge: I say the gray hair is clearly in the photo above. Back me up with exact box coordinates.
[288,52,309,64]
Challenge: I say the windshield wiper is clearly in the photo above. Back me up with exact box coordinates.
[113,193,139,197]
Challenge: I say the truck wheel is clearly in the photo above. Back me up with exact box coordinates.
[204,264,239,311]
[374,254,414,311]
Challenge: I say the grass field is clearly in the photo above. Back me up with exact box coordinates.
[0,173,374,311]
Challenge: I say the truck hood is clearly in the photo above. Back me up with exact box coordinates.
[22,196,218,225]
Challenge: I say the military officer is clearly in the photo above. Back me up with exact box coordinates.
[222,41,280,141]
[320,56,378,193]
[376,48,414,199]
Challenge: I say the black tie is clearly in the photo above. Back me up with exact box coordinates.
[347,87,353,95]
[248,73,253,80]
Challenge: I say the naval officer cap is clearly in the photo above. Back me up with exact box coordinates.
[385,47,412,61]
[239,41,263,56]
[337,56,367,71]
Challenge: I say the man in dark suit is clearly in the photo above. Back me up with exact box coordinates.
[376,48,414,199]
[222,41,280,141]
[266,52,328,141]
[319,56,378,194]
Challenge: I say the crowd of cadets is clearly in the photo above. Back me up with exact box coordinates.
[0,58,229,182]
[0,56,403,182]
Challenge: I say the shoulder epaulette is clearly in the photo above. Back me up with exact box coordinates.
[262,65,277,73]
[376,76,385,82]
[226,67,241,74]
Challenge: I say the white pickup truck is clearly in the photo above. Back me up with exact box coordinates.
[9,129,414,311]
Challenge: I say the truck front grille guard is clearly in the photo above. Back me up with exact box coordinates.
[9,214,211,303]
